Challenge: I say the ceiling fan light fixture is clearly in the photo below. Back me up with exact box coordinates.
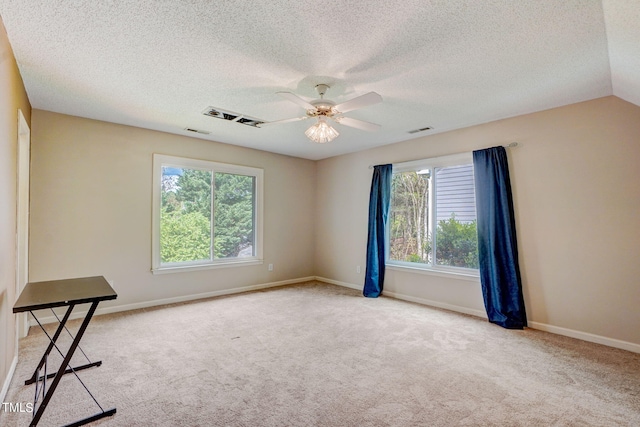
[271,84,381,143]
[305,117,339,143]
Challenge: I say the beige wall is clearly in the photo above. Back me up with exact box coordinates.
[0,16,31,397]
[29,110,316,309]
[31,97,636,347]
[316,96,640,348]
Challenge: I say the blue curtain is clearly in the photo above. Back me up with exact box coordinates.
[363,164,393,298]
[473,147,527,329]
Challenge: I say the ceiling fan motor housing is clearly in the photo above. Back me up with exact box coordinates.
[307,99,336,118]
[307,84,337,117]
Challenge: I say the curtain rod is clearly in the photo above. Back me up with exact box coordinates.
[368,142,518,169]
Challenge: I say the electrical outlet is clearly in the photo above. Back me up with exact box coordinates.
[357,265,361,274]
[268,264,273,271]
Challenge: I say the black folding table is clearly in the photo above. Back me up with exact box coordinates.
[13,276,117,427]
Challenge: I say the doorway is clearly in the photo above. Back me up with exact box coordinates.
[16,109,30,341]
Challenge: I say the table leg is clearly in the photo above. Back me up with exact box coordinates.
[30,301,112,427]
[25,305,74,385]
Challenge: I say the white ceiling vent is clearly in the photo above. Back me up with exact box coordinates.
[408,126,433,134]
[184,127,211,135]
[203,107,264,127]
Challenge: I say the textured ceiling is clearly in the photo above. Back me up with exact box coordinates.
[1,0,638,160]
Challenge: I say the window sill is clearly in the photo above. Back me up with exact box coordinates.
[152,259,263,275]
[386,263,480,282]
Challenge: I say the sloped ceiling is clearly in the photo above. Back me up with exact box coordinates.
[603,0,640,107]
[0,1,638,160]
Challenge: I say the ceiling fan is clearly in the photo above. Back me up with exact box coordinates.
[258,84,382,143]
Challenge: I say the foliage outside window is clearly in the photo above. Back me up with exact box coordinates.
[152,155,263,272]
[388,154,478,273]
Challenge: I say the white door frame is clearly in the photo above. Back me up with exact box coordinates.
[16,109,30,342]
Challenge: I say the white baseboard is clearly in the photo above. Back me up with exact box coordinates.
[30,276,316,326]
[0,355,18,405]
[314,276,362,291]
[382,289,489,319]
[25,275,640,354]
[527,321,640,354]
[315,276,640,354]
[315,276,487,318]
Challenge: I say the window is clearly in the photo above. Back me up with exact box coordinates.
[388,153,478,274]
[152,154,263,273]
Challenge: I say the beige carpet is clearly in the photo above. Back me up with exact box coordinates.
[2,281,639,426]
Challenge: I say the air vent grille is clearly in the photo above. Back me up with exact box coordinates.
[408,126,433,134]
[203,106,264,127]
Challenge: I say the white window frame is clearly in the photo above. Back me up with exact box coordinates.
[387,152,480,279]
[152,154,264,274]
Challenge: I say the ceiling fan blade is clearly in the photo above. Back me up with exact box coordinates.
[277,92,316,110]
[333,92,382,114]
[257,116,309,127]
[333,116,381,132]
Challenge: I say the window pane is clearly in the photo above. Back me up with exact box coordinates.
[214,173,255,258]
[160,167,212,263]
[389,171,431,264]
[434,164,478,268]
